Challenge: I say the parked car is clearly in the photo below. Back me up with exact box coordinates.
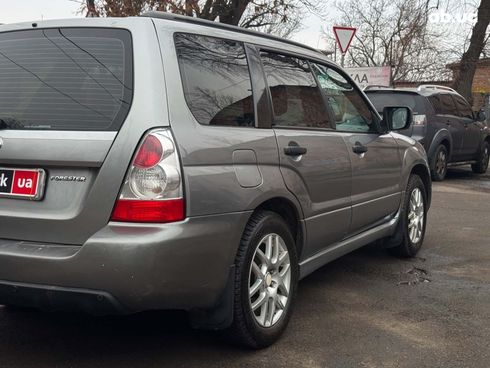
[0,13,431,348]
[365,85,490,181]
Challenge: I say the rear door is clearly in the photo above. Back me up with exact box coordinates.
[311,64,402,234]
[0,27,134,245]
[259,52,352,257]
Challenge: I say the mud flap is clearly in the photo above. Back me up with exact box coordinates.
[189,265,235,330]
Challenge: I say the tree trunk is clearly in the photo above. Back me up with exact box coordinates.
[218,0,249,25]
[86,0,98,17]
[453,0,490,104]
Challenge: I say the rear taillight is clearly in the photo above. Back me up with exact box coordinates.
[111,129,184,223]
[413,114,427,126]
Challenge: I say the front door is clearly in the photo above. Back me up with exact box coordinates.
[310,63,402,235]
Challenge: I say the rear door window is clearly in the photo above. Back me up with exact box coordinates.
[453,95,474,119]
[175,33,255,127]
[0,28,133,131]
[429,94,457,116]
[260,52,331,129]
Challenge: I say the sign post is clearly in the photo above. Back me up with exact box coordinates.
[333,26,356,67]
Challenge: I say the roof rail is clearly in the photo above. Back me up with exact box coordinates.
[417,84,456,93]
[141,11,320,54]
[364,85,392,90]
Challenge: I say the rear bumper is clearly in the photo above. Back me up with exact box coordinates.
[0,211,250,314]
[0,281,125,315]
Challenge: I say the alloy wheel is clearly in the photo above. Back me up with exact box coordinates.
[436,150,447,177]
[408,188,425,244]
[482,146,489,169]
[248,233,291,328]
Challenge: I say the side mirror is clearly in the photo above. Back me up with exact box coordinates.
[382,106,413,131]
[476,109,487,122]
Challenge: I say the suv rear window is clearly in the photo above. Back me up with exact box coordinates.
[0,28,133,131]
[365,92,423,114]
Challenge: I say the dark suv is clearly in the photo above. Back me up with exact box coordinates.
[366,85,490,181]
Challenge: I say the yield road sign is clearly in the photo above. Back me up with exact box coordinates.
[333,26,356,54]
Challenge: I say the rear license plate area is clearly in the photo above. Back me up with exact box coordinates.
[0,168,46,200]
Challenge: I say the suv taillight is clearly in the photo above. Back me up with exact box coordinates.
[111,129,184,223]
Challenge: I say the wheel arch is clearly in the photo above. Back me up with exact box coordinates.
[251,197,305,260]
[409,163,432,208]
[428,129,452,163]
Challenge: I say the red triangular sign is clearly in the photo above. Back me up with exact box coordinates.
[333,26,356,54]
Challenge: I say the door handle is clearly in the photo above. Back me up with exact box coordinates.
[352,142,368,154]
[284,146,307,156]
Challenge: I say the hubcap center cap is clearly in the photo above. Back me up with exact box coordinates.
[265,273,272,287]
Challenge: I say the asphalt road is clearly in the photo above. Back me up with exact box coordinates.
[1,167,489,368]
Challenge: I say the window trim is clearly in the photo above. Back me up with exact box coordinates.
[173,32,257,128]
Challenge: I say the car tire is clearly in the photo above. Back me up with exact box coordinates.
[471,140,489,174]
[389,175,428,258]
[225,210,298,349]
[431,144,448,181]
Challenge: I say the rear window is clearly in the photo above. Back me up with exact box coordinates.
[0,28,133,131]
[175,33,254,127]
[366,92,423,114]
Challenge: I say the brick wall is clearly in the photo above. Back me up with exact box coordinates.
[448,59,490,110]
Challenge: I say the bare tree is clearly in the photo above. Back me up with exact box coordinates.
[81,0,322,36]
[326,0,450,82]
[85,0,98,17]
[453,0,490,103]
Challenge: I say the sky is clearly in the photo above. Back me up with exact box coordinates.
[0,0,330,49]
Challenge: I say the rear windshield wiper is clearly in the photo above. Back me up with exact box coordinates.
[0,117,25,130]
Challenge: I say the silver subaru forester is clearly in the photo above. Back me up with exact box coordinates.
[0,12,431,348]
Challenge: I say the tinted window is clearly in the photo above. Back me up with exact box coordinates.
[453,95,473,119]
[429,94,457,115]
[260,53,330,129]
[365,92,423,114]
[175,33,254,127]
[0,28,133,131]
[312,64,376,133]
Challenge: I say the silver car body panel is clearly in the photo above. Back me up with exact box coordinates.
[0,16,430,314]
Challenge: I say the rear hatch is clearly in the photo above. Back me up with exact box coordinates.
[0,27,133,245]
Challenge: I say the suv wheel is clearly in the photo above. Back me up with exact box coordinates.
[471,141,489,174]
[389,175,427,257]
[431,144,448,181]
[226,211,298,349]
